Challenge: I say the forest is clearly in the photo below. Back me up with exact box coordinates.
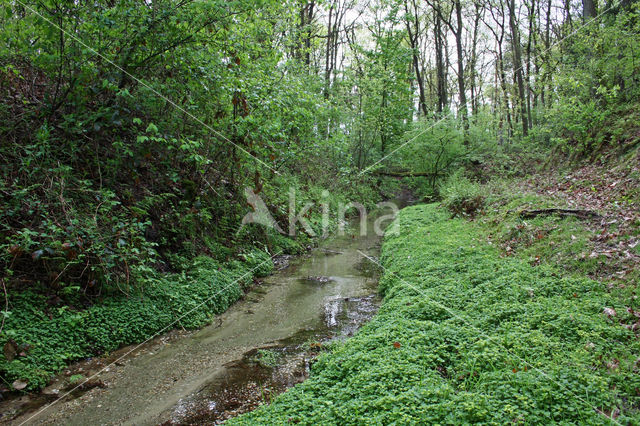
[1,0,639,423]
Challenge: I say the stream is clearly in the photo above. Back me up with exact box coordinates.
[7,215,384,425]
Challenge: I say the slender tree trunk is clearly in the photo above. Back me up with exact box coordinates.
[454,0,468,133]
[583,0,597,20]
[485,2,512,139]
[469,1,483,116]
[324,4,334,99]
[405,0,428,116]
[434,7,447,114]
[428,0,467,133]
[532,0,541,118]
[564,0,573,32]
[302,1,315,68]
[542,0,552,106]
[508,0,528,136]
[525,0,534,129]
[498,45,513,138]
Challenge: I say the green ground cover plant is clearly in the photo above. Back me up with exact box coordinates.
[232,204,640,424]
[0,249,273,391]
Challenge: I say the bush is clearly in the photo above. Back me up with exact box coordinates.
[395,117,467,199]
[439,171,485,218]
[240,248,274,278]
[541,6,640,158]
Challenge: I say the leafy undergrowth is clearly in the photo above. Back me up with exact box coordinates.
[231,204,640,424]
[0,250,273,391]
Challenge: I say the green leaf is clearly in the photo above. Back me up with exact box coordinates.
[146,123,158,134]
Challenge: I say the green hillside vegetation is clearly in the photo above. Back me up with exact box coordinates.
[234,204,640,424]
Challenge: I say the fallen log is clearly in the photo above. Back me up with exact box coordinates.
[517,208,600,220]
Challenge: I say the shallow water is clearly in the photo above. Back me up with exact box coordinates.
[166,294,380,425]
[9,216,383,425]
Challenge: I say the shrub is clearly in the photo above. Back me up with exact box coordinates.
[439,171,485,218]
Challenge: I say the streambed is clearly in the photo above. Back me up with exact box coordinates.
[7,217,383,425]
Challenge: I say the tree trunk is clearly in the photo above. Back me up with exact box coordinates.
[542,0,552,107]
[302,1,315,68]
[428,0,467,134]
[508,0,528,136]
[405,0,428,116]
[469,2,483,116]
[498,47,513,139]
[324,4,334,99]
[583,0,597,20]
[525,0,534,129]
[452,0,468,135]
[434,7,447,114]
